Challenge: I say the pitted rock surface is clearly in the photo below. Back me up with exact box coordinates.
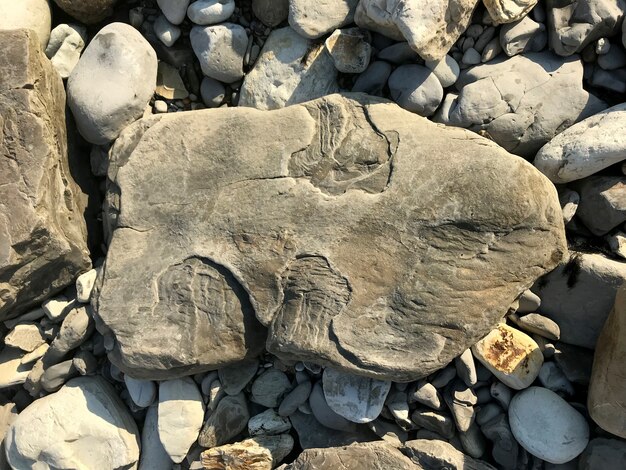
[95,94,567,381]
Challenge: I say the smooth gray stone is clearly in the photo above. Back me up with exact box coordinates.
[538,361,574,395]
[218,359,259,395]
[431,365,457,389]
[517,289,540,313]
[377,42,420,64]
[200,76,225,108]
[445,380,477,433]
[388,64,443,116]
[124,376,157,408]
[279,380,312,416]
[553,342,593,386]
[309,382,358,432]
[455,349,477,387]
[458,421,487,459]
[351,60,392,96]
[598,45,626,70]
[411,408,455,438]
[138,405,172,470]
[250,369,291,408]
[41,360,77,392]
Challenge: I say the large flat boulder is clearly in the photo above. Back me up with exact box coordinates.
[95,94,566,381]
[0,29,91,320]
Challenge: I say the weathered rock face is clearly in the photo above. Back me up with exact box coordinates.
[436,52,607,158]
[588,286,626,438]
[0,29,91,320]
[355,0,480,61]
[52,0,119,24]
[96,94,566,381]
[483,0,538,24]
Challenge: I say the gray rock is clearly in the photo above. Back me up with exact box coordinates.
[198,392,249,447]
[157,0,189,25]
[68,22,158,145]
[290,410,373,449]
[325,28,371,74]
[455,349,477,387]
[41,359,77,392]
[0,0,51,49]
[377,42,420,64]
[368,418,408,445]
[510,312,560,340]
[500,15,545,56]
[0,29,91,319]
[538,361,574,395]
[309,381,358,432]
[322,368,390,423]
[547,0,626,56]
[251,369,291,408]
[484,0,538,24]
[437,52,606,158]
[0,348,35,389]
[476,403,503,426]
[96,94,567,382]
[490,381,512,409]
[6,377,140,469]
[475,26,496,52]
[351,61,391,96]
[190,23,247,83]
[425,55,460,87]
[158,378,204,463]
[597,45,626,70]
[355,0,480,61]
[573,176,626,235]
[458,423,487,462]
[248,408,292,435]
[219,360,259,395]
[408,380,443,410]
[187,0,235,25]
[534,252,626,349]
[579,438,626,470]
[431,365,457,388]
[388,64,443,116]
[411,409,455,438]
[45,24,86,79]
[45,304,94,364]
[154,15,181,47]
[240,27,338,110]
[480,412,519,469]
[535,103,626,183]
[139,405,172,470]
[52,0,118,24]
[200,76,225,107]
[124,376,157,407]
[509,386,589,464]
[403,438,496,469]
[279,380,312,416]
[445,380,477,433]
[75,268,98,304]
[554,342,593,385]
[518,289,541,314]
[462,47,482,65]
[481,36,503,62]
[288,0,358,39]
[252,0,288,27]
[72,350,98,376]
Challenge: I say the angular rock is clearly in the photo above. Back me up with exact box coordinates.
[154,15,181,48]
[0,347,35,388]
[533,252,626,349]
[409,381,443,410]
[139,405,172,470]
[0,0,51,49]
[402,438,496,469]
[97,94,566,382]
[158,378,204,463]
[484,0,538,24]
[355,0,480,61]
[546,0,626,57]
[437,52,606,158]
[44,23,86,79]
[325,28,371,74]
[52,0,118,24]
[509,386,589,464]
[579,438,626,470]
[289,0,357,39]
[471,324,543,390]
[201,435,294,470]
[68,22,158,145]
[240,27,338,110]
[0,29,90,319]
[588,286,626,438]
[219,359,259,395]
[4,323,45,352]
[248,409,292,436]
[76,268,98,304]
[573,176,626,235]
[198,392,249,448]
[190,23,247,83]
[534,103,626,183]
[5,377,140,469]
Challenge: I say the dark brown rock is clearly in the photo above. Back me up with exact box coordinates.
[0,29,90,320]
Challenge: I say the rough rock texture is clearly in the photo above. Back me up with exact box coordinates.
[284,442,419,469]
[588,286,626,438]
[201,435,293,470]
[0,0,51,49]
[5,377,140,469]
[53,0,118,24]
[0,29,90,320]
[534,103,626,183]
[533,252,626,349]
[96,94,566,381]
[546,0,626,57]
[436,52,606,158]
[240,27,338,110]
[355,0,480,61]
[484,0,538,24]
[402,438,497,469]
[288,0,358,39]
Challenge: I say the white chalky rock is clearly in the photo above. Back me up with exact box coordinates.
[45,24,86,79]
[76,268,98,303]
[187,0,235,25]
[157,0,190,24]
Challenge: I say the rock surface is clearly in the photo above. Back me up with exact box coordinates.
[289,0,358,39]
[437,52,606,158]
[201,435,294,470]
[0,0,51,49]
[579,438,626,470]
[402,438,497,469]
[190,23,247,83]
[96,93,567,381]
[68,22,157,145]
[484,0,538,24]
[5,377,140,469]
[52,0,118,24]
[139,405,172,470]
[574,176,626,236]
[588,285,626,438]
[0,29,90,319]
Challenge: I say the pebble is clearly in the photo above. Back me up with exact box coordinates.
[200,76,225,107]
[461,47,482,65]
[198,392,249,447]
[500,16,545,56]
[408,380,444,410]
[509,387,589,464]
[425,55,460,88]
[41,359,77,392]
[42,296,73,321]
[75,269,98,303]
[472,323,543,390]
[377,42,420,64]
[411,409,455,439]
[517,290,541,314]
[124,376,157,407]
[218,359,258,395]
[595,37,610,55]
[45,305,94,364]
[474,26,496,52]
[579,438,626,470]
[431,365,457,388]
[250,369,291,408]
[388,64,443,117]
[607,231,626,259]
[490,381,512,409]
[4,323,45,352]
[154,15,181,47]
[351,61,392,96]
[454,349,477,387]
[325,28,371,74]
[598,45,626,70]
[248,408,292,436]
[510,312,560,341]
[538,362,574,396]
[157,0,190,25]
[480,412,519,468]
[252,0,289,27]
[154,100,168,113]
[190,23,247,83]
[72,350,98,376]
[187,0,235,25]
[44,23,86,79]
[278,380,312,416]
[481,37,502,62]
[322,368,391,424]
[444,380,477,433]
[458,421,487,459]
[206,379,225,412]
[158,378,205,463]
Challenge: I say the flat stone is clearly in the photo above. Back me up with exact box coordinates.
[444,380,478,433]
[45,23,86,79]
[187,0,235,25]
[533,252,626,349]
[388,64,443,116]
[455,349,477,387]
[509,386,589,464]
[437,52,606,158]
[588,285,626,438]
[198,392,249,448]
[139,405,172,470]
[402,438,496,470]
[509,313,560,341]
[288,0,358,39]
[0,29,91,319]
[158,378,205,463]
[484,0,538,24]
[408,381,443,410]
[355,0,480,61]
[191,23,246,83]
[579,438,626,470]
[0,347,35,388]
[68,22,158,145]
[411,409,455,438]
[76,268,98,304]
[471,324,544,390]
[96,94,566,382]
[250,369,291,408]
[0,0,51,49]
[124,376,157,408]
[52,0,118,24]
[4,323,45,352]
[201,435,294,470]
[240,27,338,110]
[6,377,140,469]
[248,408,292,436]
[325,28,371,74]
[573,176,626,236]
[219,360,259,395]
[322,368,390,423]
